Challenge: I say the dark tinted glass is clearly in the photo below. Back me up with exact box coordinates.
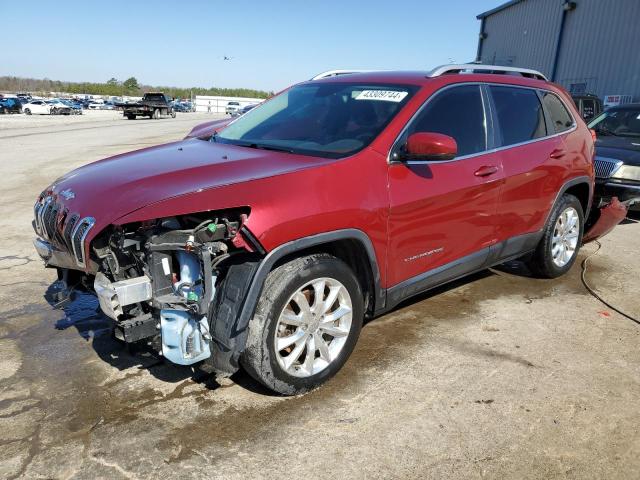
[491,86,546,146]
[541,92,574,133]
[407,85,486,157]
[218,83,417,158]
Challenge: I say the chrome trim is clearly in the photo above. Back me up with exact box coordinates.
[36,196,53,238]
[594,156,623,179]
[428,64,548,81]
[33,237,52,261]
[604,182,640,192]
[388,81,577,165]
[70,216,95,268]
[33,200,43,236]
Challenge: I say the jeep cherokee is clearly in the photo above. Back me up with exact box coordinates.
[33,64,627,395]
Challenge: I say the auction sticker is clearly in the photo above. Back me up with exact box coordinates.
[355,90,408,102]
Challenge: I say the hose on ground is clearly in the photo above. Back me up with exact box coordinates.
[580,240,640,326]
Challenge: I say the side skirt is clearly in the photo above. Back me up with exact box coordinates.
[380,231,542,314]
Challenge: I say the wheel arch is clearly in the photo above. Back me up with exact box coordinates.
[209,229,384,374]
[547,176,593,223]
[242,229,383,324]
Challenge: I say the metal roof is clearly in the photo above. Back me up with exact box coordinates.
[477,0,526,19]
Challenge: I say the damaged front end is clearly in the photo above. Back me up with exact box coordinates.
[85,210,259,369]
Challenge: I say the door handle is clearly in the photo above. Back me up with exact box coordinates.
[474,165,499,177]
[549,148,566,159]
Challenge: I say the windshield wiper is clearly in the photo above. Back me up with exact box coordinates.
[246,143,295,153]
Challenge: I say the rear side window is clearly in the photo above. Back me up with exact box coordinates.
[407,85,486,157]
[541,92,574,133]
[490,86,546,146]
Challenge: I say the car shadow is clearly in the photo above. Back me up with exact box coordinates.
[43,281,279,394]
[43,260,534,395]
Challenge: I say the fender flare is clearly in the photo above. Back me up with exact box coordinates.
[240,228,383,324]
[545,175,593,224]
[210,228,383,374]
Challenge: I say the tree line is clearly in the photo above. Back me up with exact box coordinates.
[0,76,272,99]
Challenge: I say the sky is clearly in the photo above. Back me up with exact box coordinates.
[2,0,502,92]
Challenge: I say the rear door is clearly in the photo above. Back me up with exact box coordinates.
[387,84,504,288]
[489,85,575,242]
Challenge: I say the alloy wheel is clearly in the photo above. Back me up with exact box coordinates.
[551,206,580,267]
[274,277,353,378]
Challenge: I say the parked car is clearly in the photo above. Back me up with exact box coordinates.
[101,101,116,110]
[589,104,640,209]
[22,99,55,115]
[234,103,258,117]
[59,99,82,115]
[87,101,104,110]
[32,65,626,395]
[172,101,194,113]
[46,100,72,115]
[225,101,241,115]
[572,94,603,121]
[0,97,23,114]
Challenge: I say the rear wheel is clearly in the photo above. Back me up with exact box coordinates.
[24,108,31,115]
[242,254,364,395]
[126,114,136,120]
[527,193,583,278]
[152,108,160,119]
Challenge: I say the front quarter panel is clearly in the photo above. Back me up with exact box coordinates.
[115,147,391,286]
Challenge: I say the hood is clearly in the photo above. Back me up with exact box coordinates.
[47,138,333,227]
[595,139,640,166]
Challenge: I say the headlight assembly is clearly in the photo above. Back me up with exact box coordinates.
[611,165,640,182]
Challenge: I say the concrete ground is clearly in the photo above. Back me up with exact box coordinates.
[0,111,639,479]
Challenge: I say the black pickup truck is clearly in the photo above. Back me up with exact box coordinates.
[121,92,176,120]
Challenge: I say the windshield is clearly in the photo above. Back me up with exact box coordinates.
[215,82,417,158]
[589,108,640,137]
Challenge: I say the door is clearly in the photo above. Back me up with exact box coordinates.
[490,86,575,242]
[31,101,46,114]
[387,84,504,288]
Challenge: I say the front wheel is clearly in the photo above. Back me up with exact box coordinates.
[24,108,31,115]
[527,193,583,278]
[242,254,364,395]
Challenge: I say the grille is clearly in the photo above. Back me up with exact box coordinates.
[71,217,95,267]
[63,214,79,251]
[34,194,95,268]
[594,157,622,179]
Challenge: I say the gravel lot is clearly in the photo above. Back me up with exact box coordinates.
[0,112,639,479]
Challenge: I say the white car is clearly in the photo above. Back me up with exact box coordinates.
[22,100,54,115]
[88,99,105,110]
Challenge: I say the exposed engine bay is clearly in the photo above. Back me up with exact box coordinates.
[72,209,258,368]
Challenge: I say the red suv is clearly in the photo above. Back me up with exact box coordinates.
[33,65,626,394]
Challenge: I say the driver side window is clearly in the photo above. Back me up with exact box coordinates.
[401,85,487,158]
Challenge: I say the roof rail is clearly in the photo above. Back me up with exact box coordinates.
[428,64,548,81]
[311,70,369,80]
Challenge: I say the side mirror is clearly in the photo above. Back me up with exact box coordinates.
[401,132,457,161]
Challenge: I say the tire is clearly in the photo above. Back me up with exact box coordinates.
[152,109,160,119]
[24,108,31,115]
[242,254,364,395]
[126,114,136,120]
[171,110,176,118]
[527,193,584,278]
[51,108,57,115]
